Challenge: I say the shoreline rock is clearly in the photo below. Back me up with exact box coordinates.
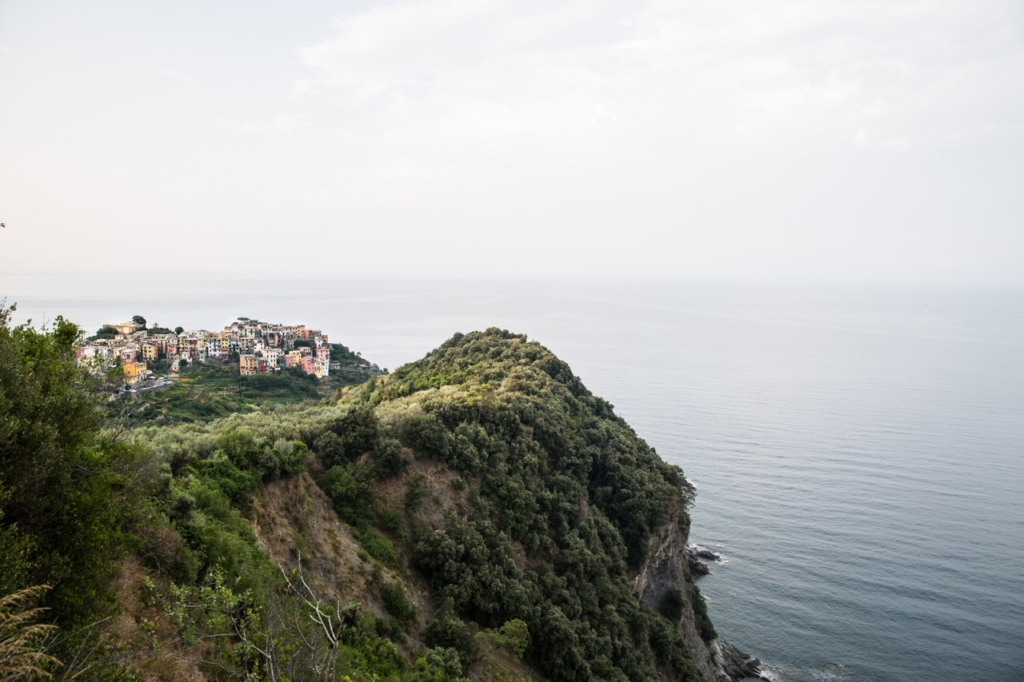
[690,544,723,561]
[686,544,721,576]
[713,639,768,681]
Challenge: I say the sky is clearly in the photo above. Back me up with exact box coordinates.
[0,0,1022,282]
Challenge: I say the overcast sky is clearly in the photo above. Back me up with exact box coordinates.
[1,0,1022,282]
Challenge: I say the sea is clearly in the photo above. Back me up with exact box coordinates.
[4,275,1023,682]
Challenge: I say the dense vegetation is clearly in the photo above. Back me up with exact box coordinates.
[1,309,708,681]
[0,305,150,626]
[360,329,701,681]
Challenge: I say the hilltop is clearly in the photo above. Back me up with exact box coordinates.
[77,314,383,425]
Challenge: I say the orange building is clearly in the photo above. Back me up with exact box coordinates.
[239,354,257,376]
[122,361,148,384]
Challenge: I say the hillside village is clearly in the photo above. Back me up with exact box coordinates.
[76,315,381,389]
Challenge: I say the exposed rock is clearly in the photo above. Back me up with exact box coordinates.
[685,544,724,576]
[634,519,765,681]
[690,544,723,561]
[688,552,711,576]
[712,639,767,681]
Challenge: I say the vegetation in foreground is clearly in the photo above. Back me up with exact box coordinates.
[0,303,708,681]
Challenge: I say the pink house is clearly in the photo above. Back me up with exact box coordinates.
[301,357,316,375]
[315,347,330,361]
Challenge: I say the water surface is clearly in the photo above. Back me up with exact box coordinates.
[4,275,1023,681]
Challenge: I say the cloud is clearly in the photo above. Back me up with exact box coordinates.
[218,115,310,135]
[292,0,1024,172]
[158,68,194,81]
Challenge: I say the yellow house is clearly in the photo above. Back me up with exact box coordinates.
[141,342,159,362]
[122,361,148,383]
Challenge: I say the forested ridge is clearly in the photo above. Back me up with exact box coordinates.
[1,309,715,682]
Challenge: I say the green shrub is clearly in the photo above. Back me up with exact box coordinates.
[405,472,428,511]
[423,599,477,673]
[0,306,154,626]
[480,618,530,659]
[398,414,452,461]
[692,584,717,643]
[315,431,346,468]
[377,510,403,535]
[328,407,381,457]
[323,464,374,526]
[362,529,398,566]
[658,588,685,623]
[374,437,408,479]
[380,582,416,623]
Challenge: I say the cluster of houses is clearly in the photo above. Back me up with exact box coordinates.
[77,317,341,385]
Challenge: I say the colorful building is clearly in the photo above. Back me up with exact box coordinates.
[239,354,257,376]
[300,357,316,375]
[122,361,148,384]
[141,341,160,362]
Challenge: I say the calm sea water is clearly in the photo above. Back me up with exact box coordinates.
[4,275,1023,682]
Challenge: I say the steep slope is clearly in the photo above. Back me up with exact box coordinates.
[336,327,762,681]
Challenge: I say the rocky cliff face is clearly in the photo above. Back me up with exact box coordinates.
[634,518,765,682]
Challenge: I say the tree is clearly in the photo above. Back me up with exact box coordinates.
[423,598,477,672]
[91,325,118,340]
[131,315,146,328]
[314,432,346,468]
[174,326,184,335]
[0,303,150,625]
[328,407,381,457]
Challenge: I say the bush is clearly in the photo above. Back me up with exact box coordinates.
[377,510,403,535]
[398,414,452,461]
[405,472,429,511]
[361,529,398,566]
[323,464,373,526]
[658,588,685,623]
[380,582,416,624]
[315,431,346,468]
[373,438,408,479]
[481,618,530,659]
[328,407,381,457]
[423,599,477,672]
[692,584,717,643]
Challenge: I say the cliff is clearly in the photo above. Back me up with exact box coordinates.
[634,520,765,681]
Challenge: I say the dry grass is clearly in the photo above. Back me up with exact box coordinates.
[249,473,371,606]
[107,557,207,682]
[0,585,61,681]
